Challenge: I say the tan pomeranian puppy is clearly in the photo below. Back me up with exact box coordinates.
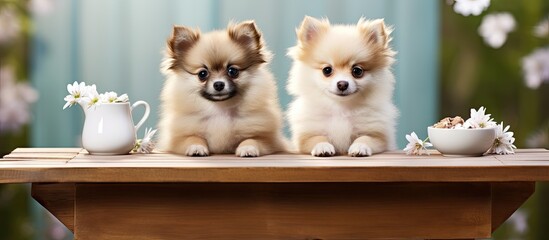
[287,16,398,157]
[158,21,287,157]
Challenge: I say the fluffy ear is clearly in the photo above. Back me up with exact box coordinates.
[166,25,200,70]
[296,16,329,45]
[358,18,392,47]
[228,20,262,50]
[167,25,200,59]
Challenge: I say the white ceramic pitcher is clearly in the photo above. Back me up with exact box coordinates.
[80,101,150,155]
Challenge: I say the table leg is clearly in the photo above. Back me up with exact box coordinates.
[491,182,535,231]
[31,183,75,232]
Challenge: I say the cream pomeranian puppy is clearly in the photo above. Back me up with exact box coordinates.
[158,21,287,157]
[287,16,398,157]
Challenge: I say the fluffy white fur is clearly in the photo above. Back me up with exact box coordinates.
[158,21,287,157]
[287,16,398,157]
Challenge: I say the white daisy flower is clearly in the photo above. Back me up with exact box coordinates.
[453,0,490,16]
[464,106,497,129]
[403,132,433,155]
[133,128,158,154]
[63,81,88,109]
[478,12,516,48]
[522,47,549,89]
[115,93,129,103]
[488,122,516,155]
[81,84,101,109]
[102,91,118,103]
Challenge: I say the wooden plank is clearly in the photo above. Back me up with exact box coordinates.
[74,183,491,240]
[67,152,505,167]
[3,153,78,160]
[71,153,449,161]
[513,148,549,153]
[11,148,82,153]
[32,183,75,232]
[1,148,549,183]
[2,166,549,183]
[1,158,70,162]
[496,154,549,162]
[66,158,505,167]
[498,161,549,166]
[0,159,67,165]
[491,182,535,232]
[2,148,81,161]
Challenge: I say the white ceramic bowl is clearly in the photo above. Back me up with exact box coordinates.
[427,127,497,157]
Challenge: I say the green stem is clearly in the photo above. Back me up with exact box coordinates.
[423,137,431,149]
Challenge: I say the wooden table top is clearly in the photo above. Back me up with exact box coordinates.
[1,148,548,183]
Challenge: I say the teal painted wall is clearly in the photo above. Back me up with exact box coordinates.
[31,0,439,149]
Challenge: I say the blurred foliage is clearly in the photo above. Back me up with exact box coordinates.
[441,1,549,239]
[0,184,33,239]
[0,0,33,155]
[440,1,549,144]
[0,0,33,239]
[0,0,71,240]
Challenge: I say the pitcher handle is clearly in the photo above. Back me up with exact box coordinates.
[130,100,150,132]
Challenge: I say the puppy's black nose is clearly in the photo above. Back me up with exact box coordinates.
[337,81,349,91]
[213,81,225,91]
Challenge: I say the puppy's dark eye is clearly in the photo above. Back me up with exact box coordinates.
[322,66,333,77]
[352,66,364,78]
[198,70,209,81]
[227,66,239,79]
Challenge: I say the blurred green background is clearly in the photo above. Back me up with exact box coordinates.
[441,1,549,239]
[0,0,547,239]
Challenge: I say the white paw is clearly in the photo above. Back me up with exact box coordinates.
[185,144,209,156]
[311,142,335,157]
[236,145,260,157]
[348,143,372,157]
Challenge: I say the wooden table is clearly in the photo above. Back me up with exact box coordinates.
[1,148,549,240]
